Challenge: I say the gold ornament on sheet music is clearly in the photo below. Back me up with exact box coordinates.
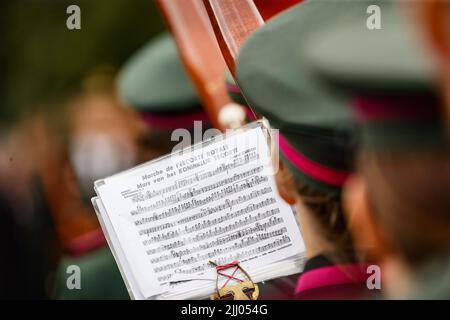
[209,261,259,300]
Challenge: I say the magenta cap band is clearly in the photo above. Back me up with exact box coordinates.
[141,110,211,131]
[352,95,440,123]
[279,134,350,187]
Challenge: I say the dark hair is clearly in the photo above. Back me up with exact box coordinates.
[296,180,355,264]
[360,148,450,267]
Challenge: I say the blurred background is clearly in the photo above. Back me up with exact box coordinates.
[2,0,449,301]
[0,0,165,298]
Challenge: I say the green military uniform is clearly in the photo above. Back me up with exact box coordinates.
[302,1,449,299]
[55,32,209,300]
[55,247,129,300]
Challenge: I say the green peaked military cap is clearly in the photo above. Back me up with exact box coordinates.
[225,71,248,107]
[303,0,448,148]
[118,32,211,132]
[304,1,436,94]
[118,32,200,113]
[236,0,377,192]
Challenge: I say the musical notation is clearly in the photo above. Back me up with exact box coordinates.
[144,201,278,254]
[133,173,267,221]
[134,185,272,225]
[149,223,287,264]
[132,136,292,281]
[147,212,284,262]
[95,126,304,293]
[154,235,292,278]
[131,153,260,204]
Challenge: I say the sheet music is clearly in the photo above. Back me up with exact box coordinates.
[94,125,304,299]
[92,197,144,300]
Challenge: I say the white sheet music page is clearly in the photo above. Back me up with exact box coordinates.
[94,124,304,299]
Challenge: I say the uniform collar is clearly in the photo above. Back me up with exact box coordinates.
[295,255,369,294]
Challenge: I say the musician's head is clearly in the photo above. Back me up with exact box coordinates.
[118,32,214,163]
[233,3,360,263]
[418,1,450,124]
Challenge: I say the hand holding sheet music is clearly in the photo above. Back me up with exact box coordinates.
[93,123,305,299]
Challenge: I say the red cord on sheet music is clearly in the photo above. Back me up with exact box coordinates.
[215,261,245,289]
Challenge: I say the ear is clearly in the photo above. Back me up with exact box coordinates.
[343,175,389,261]
[274,160,298,205]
